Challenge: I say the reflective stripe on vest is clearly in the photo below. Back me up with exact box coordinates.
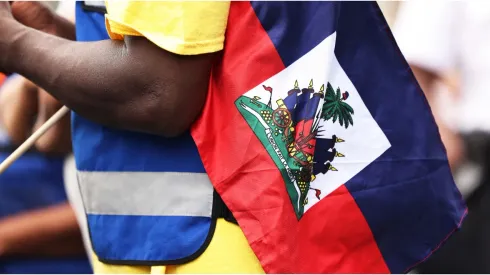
[74,3,215,264]
[78,172,213,217]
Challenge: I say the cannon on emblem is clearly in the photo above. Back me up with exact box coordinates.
[273,99,292,128]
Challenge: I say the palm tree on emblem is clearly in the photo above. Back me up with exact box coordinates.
[321,83,354,128]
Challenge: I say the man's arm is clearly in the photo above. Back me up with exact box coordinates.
[0,3,215,137]
[0,75,39,145]
[0,202,86,257]
[10,1,75,40]
[0,75,72,153]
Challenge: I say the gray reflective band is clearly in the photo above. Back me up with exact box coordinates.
[83,1,106,8]
[78,171,213,217]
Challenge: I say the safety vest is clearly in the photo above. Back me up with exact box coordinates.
[74,1,234,264]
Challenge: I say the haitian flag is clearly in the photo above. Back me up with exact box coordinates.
[192,1,466,273]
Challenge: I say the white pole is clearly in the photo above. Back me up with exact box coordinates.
[0,105,70,174]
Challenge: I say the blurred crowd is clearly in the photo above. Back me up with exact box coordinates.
[0,1,489,274]
[0,1,92,273]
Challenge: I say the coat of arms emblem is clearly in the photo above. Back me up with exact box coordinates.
[236,80,355,219]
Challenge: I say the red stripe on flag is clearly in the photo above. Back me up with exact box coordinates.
[192,2,389,273]
[298,185,389,273]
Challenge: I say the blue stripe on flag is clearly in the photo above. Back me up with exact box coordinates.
[88,215,213,262]
[251,1,338,67]
[334,2,466,272]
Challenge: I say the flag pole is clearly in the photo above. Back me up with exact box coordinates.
[0,105,70,174]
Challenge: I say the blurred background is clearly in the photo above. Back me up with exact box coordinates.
[0,1,489,274]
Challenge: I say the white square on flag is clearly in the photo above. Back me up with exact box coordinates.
[237,32,391,215]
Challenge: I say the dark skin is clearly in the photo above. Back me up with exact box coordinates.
[0,2,215,137]
[0,202,86,257]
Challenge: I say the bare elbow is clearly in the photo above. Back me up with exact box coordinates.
[150,108,201,138]
[116,39,213,137]
[135,85,207,138]
[158,123,189,138]
[157,98,206,138]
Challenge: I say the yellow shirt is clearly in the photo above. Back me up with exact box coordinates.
[105,1,231,55]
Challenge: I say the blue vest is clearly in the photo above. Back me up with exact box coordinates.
[74,2,215,264]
